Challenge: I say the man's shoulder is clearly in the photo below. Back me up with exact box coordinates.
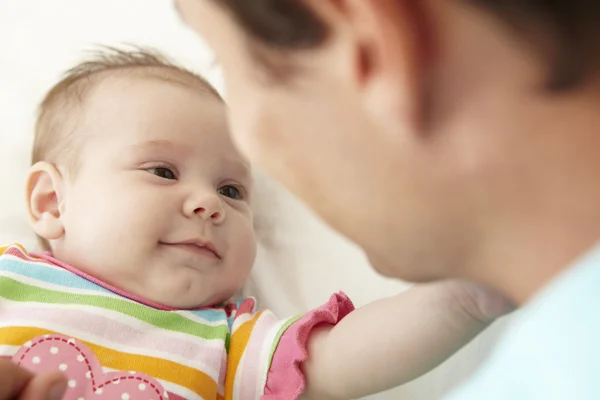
[447,246,600,399]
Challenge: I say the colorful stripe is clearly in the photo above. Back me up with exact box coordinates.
[0,243,319,400]
[0,276,229,340]
[0,303,224,374]
[235,312,283,399]
[3,249,234,323]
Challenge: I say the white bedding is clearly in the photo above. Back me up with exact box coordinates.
[0,1,510,398]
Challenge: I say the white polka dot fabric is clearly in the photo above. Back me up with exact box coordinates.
[13,334,167,400]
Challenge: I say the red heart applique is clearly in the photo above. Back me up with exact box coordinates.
[13,334,167,400]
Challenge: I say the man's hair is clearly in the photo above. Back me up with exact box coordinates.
[33,45,221,169]
[33,45,220,250]
[215,0,600,91]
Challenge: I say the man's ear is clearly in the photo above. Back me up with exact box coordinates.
[26,162,66,242]
[304,0,436,133]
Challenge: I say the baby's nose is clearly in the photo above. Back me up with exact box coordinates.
[184,192,225,223]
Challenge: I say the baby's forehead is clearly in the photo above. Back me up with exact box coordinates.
[82,77,226,141]
[83,68,219,106]
[77,72,251,176]
[47,66,223,146]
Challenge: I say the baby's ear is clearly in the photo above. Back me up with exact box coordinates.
[25,162,66,242]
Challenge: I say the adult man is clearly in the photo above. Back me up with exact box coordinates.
[175,0,600,398]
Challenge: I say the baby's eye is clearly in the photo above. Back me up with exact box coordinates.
[147,167,176,180]
[218,185,242,200]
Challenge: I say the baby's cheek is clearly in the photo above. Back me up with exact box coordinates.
[237,227,257,266]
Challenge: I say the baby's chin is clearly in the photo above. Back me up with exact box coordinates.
[141,285,239,310]
[99,263,243,309]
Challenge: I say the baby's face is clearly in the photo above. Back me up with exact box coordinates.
[52,77,256,308]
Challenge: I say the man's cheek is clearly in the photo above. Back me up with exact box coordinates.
[228,105,273,161]
[228,119,254,160]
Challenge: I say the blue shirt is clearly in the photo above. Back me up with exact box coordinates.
[447,245,600,400]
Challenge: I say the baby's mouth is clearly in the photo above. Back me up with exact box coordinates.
[160,240,221,260]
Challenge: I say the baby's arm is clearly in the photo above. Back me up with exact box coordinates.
[301,281,513,399]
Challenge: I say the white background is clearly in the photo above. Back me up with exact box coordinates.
[0,1,510,398]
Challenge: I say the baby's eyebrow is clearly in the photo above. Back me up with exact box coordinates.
[130,139,182,153]
[223,157,252,183]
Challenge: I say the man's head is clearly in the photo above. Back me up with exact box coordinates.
[177,0,600,298]
[27,47,256,308]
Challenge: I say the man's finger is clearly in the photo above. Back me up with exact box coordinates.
[19,371,67,400]
[0,360,33,398]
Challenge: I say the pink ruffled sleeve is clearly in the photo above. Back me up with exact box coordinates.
[262,292,355,399]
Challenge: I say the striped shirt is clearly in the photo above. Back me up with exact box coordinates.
[0,244,353,400]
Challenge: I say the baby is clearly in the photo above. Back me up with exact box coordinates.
[0,47,510,400]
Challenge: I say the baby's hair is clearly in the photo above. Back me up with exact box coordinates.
[33,45,221,169]
[33,45,221,250]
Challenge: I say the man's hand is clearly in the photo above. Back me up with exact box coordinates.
[444,280,515,325]
[0,360,66,400]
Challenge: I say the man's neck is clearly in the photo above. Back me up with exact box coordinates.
[482,227,600,305]
[470,94,600,305]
